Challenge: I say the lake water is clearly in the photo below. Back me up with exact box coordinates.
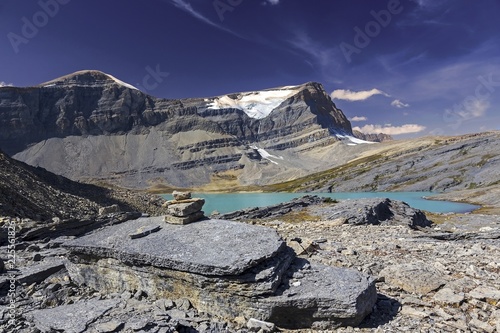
[161,191,479,214]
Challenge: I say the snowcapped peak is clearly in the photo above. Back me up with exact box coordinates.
[207,86,301,119]
[39,70,139,90]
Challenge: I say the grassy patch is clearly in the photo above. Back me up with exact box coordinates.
[279,209,321,223]
[261,154,384,192]
[477,153,496,167]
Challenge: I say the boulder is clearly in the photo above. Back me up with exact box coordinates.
[64,216,376,329]
[318,198,432,228]
[379,262,446,295]
[98,204,120,216]
[167,199,205,217]
[172,191,192,201]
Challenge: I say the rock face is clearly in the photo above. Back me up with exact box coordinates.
[64,216,377,329]
[0,70,355,188]
[353,130,393,142]
[215,195,323,220]
[312,198,432,228]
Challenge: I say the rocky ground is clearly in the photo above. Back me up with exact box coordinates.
[1,195,499,332]
[237,200,500,333]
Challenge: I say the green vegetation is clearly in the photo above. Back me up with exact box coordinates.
[262,154,384,192]
[322,197,338,204]
[477,154,496,167]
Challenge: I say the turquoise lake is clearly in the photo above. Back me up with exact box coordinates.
[162,192,479,214]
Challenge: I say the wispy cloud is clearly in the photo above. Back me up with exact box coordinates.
[0,81,13,87]
[262,0,280,5]
[289,31,337,69]
[455,99,490,119]
[353,124,426,135]
[331,88,390,101]
[287,31,344,82]
[391,99,410,108]
[349,116,368,122]
[168,0,245,39]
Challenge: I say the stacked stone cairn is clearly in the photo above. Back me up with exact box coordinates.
[163,191,205,225]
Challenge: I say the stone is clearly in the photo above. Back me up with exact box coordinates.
[17,260,65,286]
[155,298,175,311]
[167,199,205,217]
[64,217,376,329]
[468,286,500,303]
[166,309,187,320]
[315,198,432,228]
[469,318,495,333]
[379,262,446,295]
[262,259,377,329]
[174,298,191,311]
[246,318,276,332]
[400,306,429,318]
[172,191,192,201]
[433,287,464,306]
[27,298,121,333]
[287,237,317,256]
[32,253,42,262]
[129,225,161,239]
[99,204,120,216]
[164,211,205,225]
[96,320,125,333]
[64,217,287,276]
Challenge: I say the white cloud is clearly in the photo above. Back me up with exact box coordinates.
[391,99,410,108]
[169,0,245,39]
[456,98,490,119]
[263,0,280,4]
[330,88,390,101]
[353,124,426,135]
[349,116,368,122]
[0,81,13,87]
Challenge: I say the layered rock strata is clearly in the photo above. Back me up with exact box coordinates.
[162,191,205,224]
[63,216,377,329]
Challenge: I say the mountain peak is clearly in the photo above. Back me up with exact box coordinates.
[39,70,138,90]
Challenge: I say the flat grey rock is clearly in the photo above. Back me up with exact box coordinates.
[28,298,121,333]
[129,225,161,239]
[167,199,204,217]
[64,217,284,275]
[17,259,65,285]
[263,259,377,329]
[379,262,446,295]
[165,211,205,225]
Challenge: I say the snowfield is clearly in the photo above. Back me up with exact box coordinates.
[207,88,300,119]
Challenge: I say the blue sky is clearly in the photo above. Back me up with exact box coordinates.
[1,0,499,137]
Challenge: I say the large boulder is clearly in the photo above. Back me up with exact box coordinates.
[316,198,432,228]
[64,216,376,329]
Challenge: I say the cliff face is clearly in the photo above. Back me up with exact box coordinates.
[353,130,393,143]
[0,70,356,188]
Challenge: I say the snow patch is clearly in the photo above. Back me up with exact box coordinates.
[335,134,376,145]
[105,73,139,90]
[207,88,299,119]
[250,145,284,165]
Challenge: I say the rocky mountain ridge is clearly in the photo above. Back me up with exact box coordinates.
[1,70,366,188]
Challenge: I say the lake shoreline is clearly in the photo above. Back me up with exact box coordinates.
[160,191,480,215]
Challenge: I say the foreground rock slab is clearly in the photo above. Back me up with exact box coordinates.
[64,216,376,329]
[27,298,121,333]
[65,217,283,275]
